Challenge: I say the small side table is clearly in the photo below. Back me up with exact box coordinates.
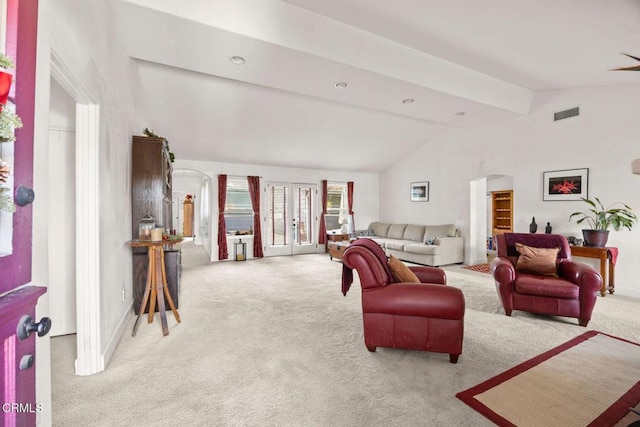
[569,245,617,297]
[128,238,182,336]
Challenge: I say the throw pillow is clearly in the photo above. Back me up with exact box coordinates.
[388,255,420,283]
[515,242,559,276]
[425,235,444,245]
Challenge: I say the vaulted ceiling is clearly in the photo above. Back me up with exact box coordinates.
[119,0,640,172]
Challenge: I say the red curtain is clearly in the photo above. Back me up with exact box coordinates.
[217,174,228,260]
[347,181,355,231]
[319,179,328,244]
[247,176,264,258]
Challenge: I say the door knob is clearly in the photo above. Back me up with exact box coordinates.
[15,185,35,206]
[16,315,52,340]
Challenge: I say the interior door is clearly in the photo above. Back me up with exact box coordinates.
[0,1,48,426]
[264,182,317,256]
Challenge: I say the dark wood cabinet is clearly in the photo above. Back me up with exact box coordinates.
[131,136,180,312]
[131,136,173,234]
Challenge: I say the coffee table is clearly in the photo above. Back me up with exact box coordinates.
[328,240,350,261]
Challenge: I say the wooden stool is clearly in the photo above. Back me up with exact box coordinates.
[128,239,182,336]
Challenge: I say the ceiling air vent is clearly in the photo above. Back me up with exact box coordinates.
[554,107,579,121]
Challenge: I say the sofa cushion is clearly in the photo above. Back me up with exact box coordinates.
[356,229,375,237]
[403,243,442,255]
[424,224,457,239]
[388,255,419,283]
[403,224,426,242]
[387,224,407,239]
[515,274,578,298]
[515,242,559,277]
[370,222,391,237]
[385,240,414,251]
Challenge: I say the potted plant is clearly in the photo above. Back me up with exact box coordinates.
[569,197,637,247]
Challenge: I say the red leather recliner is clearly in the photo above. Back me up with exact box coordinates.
[490,233,602,326]
[342,239,465,363]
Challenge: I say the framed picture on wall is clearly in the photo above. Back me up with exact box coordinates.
[543,168,588,201]
[411,181,429,202]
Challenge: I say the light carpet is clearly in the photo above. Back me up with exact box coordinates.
[457,331,640,426]
[50,243,640,426]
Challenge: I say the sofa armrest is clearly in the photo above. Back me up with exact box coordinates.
[408,266,446,285]
[435,237,464,264]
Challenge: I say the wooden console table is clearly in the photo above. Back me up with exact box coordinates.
[569,245,617,297]
[128,238,182,336]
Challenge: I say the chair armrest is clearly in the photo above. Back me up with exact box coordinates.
[408,266,446,285]
[363,283,464,319]
[559,261,603,293]
[490,257,515,285]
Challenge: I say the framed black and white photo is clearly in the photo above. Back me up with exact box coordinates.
[411,181,429,202]
[543,168,588,201]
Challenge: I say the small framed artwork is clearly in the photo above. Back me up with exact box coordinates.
[543,168,588,201]
[411,181,429,202]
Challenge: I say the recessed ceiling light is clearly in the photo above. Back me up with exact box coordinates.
[455,111,466,116]
[335,82,348,89]
[402,99,415,104]
[230,56,246,65]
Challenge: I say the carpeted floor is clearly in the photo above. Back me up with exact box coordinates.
[50,243,640,426]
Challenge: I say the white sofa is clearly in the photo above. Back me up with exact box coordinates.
[358,222,464,267]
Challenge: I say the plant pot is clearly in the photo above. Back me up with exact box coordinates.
[582,229,609,247]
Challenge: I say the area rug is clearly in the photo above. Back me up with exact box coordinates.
[456,331,640,427]
[462,263,490,274]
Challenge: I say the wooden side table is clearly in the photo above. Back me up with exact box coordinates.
[128,238,182,336]
[569,245,617,297]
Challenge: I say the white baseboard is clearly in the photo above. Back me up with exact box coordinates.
[102,304,132,369]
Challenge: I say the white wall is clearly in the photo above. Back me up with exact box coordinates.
[33,0,147,386]
[173,159,380,262]
[380,83,640,297]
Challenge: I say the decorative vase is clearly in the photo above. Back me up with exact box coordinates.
[582,229,609,247]
[529,217,537,233]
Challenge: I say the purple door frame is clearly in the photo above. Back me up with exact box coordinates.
[0,1,46,426]
[0,0,37,294]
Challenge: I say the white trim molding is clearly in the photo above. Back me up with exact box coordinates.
[74,104,102,375]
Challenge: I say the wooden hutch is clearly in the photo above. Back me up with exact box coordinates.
[131,135,181,313]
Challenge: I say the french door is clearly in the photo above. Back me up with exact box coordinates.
[264,182,317,256]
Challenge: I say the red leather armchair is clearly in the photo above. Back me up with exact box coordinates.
[490,233,602,327]
[342,239,465,363]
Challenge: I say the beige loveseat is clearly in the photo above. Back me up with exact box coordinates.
[358,222,464,267]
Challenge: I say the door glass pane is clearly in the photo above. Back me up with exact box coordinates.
[268,185,287,246]
[296,186,312,245]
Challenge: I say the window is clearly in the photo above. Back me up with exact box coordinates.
[225,177,253,234]
[325,183,346,232]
